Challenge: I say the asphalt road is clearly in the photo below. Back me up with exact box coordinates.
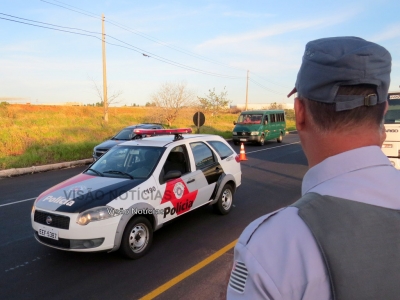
[0,133,308,300]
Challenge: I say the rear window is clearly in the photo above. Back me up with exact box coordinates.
[207,141,234,160]
[113,129,133,140]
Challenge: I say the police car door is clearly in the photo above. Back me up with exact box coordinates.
[206,140,241,187]
[155,144,201,223]
[188,141,222,207]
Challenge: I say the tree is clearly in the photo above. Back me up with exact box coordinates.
[90,78,123,123]
[265,102,284,110]
[197,87,231,116]
[150,82,195,126]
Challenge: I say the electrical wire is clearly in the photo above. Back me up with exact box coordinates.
[249,78,285,96]
[251,72,291,89]
[0,12,100,35]
[40,0,292,88]
[0,14,243,79]
[0,16,99,39]
[40,0,247,72]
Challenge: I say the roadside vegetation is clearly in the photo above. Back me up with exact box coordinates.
[0,102,295,169]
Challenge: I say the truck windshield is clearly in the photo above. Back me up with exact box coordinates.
[384,100,400,124]
[237,114,263,124]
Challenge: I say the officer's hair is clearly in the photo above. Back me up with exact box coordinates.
[299,84,386,133]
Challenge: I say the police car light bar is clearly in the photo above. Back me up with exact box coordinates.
[133,128,192,140]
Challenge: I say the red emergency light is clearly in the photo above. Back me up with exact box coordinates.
[132,128,192,140]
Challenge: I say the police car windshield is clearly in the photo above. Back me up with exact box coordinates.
[385,100,400,124]
[88,146,164,179]
[112,129,133,140]
[237,114,263,124]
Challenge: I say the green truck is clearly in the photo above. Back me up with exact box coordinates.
[232,110,286,146]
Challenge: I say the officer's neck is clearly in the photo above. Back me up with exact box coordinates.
[300,128,385,169]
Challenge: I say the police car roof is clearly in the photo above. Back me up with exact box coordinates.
[119,134,220,147]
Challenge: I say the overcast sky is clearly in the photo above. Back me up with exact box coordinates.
[1,0,400,106]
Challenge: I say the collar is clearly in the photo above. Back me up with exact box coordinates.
[302,146,392,195]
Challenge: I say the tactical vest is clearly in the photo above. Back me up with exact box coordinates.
[291,193,400,300]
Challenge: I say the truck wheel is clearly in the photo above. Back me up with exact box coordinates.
[277,133,283,143]
[119,216,153,259]
[213,184,234,215]
[258,135,265,146]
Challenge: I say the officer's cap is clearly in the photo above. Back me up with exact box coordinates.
[287,36,391,111]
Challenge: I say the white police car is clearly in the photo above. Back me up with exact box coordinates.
[31,129,242,259]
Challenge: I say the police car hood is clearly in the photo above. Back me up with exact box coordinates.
[35,173,145,213]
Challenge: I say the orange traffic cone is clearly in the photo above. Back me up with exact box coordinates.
[239,143,248,161]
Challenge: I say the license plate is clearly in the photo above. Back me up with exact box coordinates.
[382,144,393,148]
[240,139,247,142]
[38,226,59,240]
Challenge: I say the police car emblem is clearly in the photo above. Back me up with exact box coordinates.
[173,182,185,199]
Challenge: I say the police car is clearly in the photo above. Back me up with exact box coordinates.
[31,129,242,259]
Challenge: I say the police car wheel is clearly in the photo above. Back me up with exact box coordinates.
[258,135,265,146]
[119,216,153,259]
[213,184,234,215]
[277,133,283,143]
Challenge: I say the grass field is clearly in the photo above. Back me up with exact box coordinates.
[0,103,295,170]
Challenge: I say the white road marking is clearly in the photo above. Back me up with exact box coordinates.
[4,254,51,272]
[0,197,36,208]
[246,142,300,154]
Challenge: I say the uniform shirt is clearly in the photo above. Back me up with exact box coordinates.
[227,146,400,300]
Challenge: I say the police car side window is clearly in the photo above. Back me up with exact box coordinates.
[190,142,215,170]
[207,141,233,160]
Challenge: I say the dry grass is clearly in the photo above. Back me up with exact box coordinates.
[0,104,295,169]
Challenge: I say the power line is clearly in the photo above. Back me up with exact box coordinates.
[0,12,99,35]
[249,78,285,96]
[40,0,247,73]
[40,0,292,88]
[0,13,243,79]
[0,16,99,39]
[251,72,291,89]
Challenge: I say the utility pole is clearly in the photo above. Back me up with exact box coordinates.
[102,13,108,123]
[245,70,249,111]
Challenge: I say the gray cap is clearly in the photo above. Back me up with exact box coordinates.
[287,36,391,111]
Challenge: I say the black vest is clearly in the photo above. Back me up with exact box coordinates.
[292,193,400,300]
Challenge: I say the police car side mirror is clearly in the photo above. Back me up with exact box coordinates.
[164,170,182,182]
[233,121,237,125]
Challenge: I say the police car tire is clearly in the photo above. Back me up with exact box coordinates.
[119,216,153,259]
[277,133,283,143]
[213,184,234,215]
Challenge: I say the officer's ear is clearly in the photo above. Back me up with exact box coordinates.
[294,97,306,131]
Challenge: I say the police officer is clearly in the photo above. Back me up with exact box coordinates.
[227,37,400,299]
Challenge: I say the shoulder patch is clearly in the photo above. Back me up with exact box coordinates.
[229,260,248,293]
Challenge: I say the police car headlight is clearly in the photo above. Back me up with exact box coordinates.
[251,131,259,135]
[232,132,237,135]
[77,206,117,225]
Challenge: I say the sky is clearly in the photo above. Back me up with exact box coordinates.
[1,0,400,107]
